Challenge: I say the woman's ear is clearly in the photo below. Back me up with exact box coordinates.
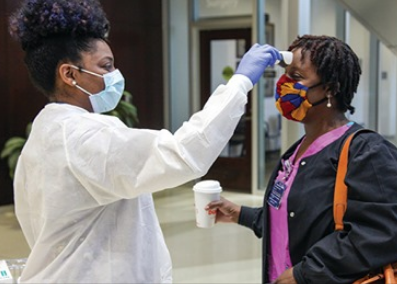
[58,64,77,87]
[326,82,340,96]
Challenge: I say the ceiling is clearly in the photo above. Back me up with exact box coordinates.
[338,0,397,55]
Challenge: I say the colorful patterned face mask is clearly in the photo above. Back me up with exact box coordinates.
[275,74,326,121]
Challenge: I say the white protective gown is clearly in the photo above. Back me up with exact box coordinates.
[13,75,252,283]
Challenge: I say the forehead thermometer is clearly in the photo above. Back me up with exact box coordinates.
[276,51,293,67]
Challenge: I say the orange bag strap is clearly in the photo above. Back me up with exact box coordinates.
[333,129,373,231]
[333,132,353,231]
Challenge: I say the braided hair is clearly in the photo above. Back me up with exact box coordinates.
[288,35,361,114]
[9,0,110,98]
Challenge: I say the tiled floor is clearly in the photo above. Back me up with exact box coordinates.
[0,182,264,283]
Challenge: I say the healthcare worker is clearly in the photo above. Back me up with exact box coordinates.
[9,0,281,283]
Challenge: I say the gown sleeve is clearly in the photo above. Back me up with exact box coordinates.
[64,75,252,205]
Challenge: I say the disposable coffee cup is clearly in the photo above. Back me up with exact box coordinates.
[193,180,222,228]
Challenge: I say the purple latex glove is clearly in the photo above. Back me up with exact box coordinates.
[235,43,281,85]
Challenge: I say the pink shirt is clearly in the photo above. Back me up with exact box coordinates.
[268,122,353,282]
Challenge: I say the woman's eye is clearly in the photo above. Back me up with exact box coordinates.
[290,74,301,80]
[103,64,113,71]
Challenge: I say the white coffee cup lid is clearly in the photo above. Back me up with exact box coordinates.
[193,180,222,194]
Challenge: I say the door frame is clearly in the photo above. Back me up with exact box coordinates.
[197,28,252,192]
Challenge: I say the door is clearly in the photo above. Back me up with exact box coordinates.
[200,28,252,192]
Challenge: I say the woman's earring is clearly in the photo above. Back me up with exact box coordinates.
[327,95,332,108]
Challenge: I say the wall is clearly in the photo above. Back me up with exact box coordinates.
[311,0,338,36]
[347,15,371,127]
[100,0,164,130]
[0,0,13,205]
[0,0,47,206]
[378,42,397,138]
[196,0,252,18]
[338,0,397,56]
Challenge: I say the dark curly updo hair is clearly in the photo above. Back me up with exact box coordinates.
[288,35,361,114]
[9,0,110,98]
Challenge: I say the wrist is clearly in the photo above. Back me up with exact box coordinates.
[231,206,241,223]
[228,74,253,93]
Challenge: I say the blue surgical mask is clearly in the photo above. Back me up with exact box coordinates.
[71,65,125,113]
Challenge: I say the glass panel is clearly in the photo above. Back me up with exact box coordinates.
[210,39,247,157]
[263,67,281,184]
[378,42,397,145]
[345,14,372,129]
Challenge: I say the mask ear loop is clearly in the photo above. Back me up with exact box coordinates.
[308,82,333,107]
[72,79,93,96]
[70,65,102,96]
[70,65,103,78]
[311,97,328,107]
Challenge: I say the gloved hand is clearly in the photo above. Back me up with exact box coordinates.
[235,43,281,85]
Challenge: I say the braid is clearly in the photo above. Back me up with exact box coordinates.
[288,35,361,114]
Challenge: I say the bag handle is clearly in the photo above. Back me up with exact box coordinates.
[333,131,354,231]
[334,128,373,231]
[333,128,397,284]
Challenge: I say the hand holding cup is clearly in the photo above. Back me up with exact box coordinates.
[193,180,222,228]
